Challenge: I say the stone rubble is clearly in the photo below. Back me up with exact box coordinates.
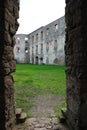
[24,117,69,130]
[25,117,57,130]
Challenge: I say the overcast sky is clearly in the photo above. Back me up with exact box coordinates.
[17,0,65,34]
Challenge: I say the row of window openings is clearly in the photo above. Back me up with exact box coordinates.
[46,47,57,52]
[32,45,43,55]
[16,37,29,44]
[32,25,58,43]
[46,41,58,53]
[16,24,58,44]
[16,39,57,54]
[16,34,43,44]
[47,24,58,34]
[32,32,43,43]
[16,46,43,54]
[31,57,58,64]
[32,40,57,54]
[46,40,57,47]
[16,47,29,53]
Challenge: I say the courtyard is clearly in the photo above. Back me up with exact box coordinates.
[14,64,66,117]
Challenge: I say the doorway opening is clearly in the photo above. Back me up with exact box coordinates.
[14,0,66,128]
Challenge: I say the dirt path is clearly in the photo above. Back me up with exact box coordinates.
[16,94,68,130]
[29,94,64,118]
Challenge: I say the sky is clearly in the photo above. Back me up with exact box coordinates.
[17,0,65,34]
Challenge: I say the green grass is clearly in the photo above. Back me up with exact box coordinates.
[13,64,66,116]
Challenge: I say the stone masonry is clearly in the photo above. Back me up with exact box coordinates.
[0,0,87,130]
[14,16,65,65]
[65,0,87,130]
[0,0,19,130]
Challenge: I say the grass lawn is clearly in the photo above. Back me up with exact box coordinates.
[13,64,66,117]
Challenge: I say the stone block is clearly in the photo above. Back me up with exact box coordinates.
[12,38,16,47]
[5,0,14,13]
[5,8,15,25]
[4,76,13,88]
[9,60,16,73]
[9,24,16,36]
[4,31,12,44]
[13,5,19,18]
[5,21,9,31]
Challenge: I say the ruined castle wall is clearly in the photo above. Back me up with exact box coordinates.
[44,16,65,65]
[0,0,19,130]
[65,0,87,129]
[14,34,29,63]
[28,27,44,64]
[14,16,65,65]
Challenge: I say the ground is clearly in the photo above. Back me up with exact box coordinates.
[16,94,69,130]
[29,94,64,118]
[15,65,67,129]
[16,118,69,130]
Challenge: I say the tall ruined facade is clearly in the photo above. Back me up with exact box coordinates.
[0,0,19,130]
[65,0,87,130]
[14,16,65,65]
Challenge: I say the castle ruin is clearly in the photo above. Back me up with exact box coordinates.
[14,16,65,65]
[0,0,87,130]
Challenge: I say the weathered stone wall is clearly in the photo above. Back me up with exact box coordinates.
[1,0,87,129]
[0,0,19,130]
[14,34,29,63]
[14,16,65,65]
[65,0,87,130]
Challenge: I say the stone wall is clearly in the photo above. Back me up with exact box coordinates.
[14,16,65,65]
[1,0,87,130]
[14,34,29,63]
[0,0,19,130]
[65,0,87,130]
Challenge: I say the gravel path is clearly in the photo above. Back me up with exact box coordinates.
[29,94,64,118]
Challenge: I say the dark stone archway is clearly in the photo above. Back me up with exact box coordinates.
[0,0,87,130]
[53,58,58,64]
[36,56,39,64]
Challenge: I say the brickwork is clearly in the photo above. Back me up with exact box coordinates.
[0,0,19,130]
[65,0,87,130]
